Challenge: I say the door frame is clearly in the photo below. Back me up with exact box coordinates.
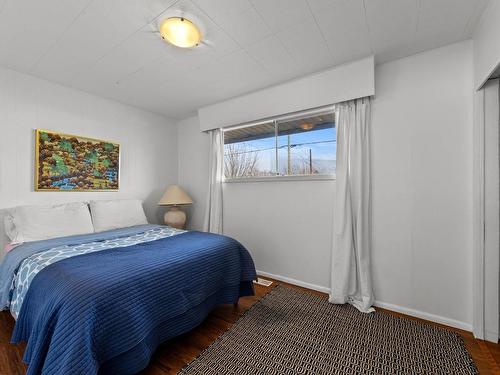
[473,80,500,342]
[473,88,486,339]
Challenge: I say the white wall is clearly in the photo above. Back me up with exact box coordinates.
[372,41,473,329]
[473,0,500,89]
[177,41,474,329]
[223,181,334,290]
[177,116,209,231]
[0,66,177,223]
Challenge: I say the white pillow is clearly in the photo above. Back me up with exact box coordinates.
[90,199,148,232]
[3,213,16,242]
[6,202,94,244]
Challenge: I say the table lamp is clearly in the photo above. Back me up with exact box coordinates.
[158,185,193,229]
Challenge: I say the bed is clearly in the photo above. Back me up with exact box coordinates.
[0,208,256,375]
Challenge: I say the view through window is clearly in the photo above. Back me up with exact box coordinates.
[223,109,336,179]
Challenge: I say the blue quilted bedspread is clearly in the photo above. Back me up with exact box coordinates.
[9,226,185,319]
[11,231,256,375]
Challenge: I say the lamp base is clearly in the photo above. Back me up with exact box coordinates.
[164,206,187,229]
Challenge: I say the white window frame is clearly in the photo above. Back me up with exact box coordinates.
[222,105,336,183]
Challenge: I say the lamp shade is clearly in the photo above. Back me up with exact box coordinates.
[158,185,193,206]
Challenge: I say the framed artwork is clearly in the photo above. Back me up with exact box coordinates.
[35,129,120,191]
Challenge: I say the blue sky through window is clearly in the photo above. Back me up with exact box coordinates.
[224,125,336,177]
[278,127,336,175]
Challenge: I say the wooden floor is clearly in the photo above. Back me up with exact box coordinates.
[1,279,499,374]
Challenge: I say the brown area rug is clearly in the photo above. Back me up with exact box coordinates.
[179,285,477,374]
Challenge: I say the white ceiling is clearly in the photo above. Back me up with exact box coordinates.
[0,0,489,119]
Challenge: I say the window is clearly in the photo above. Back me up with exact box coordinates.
[223,108,336,180]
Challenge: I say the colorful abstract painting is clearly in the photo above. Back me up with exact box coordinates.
[35,130,120,191]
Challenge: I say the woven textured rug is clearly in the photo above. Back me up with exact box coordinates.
[178,285,477,375]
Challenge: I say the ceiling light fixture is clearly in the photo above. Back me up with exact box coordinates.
[159,17,201,48]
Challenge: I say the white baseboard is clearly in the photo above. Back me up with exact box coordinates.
[485,330,499,343]
[257,269,472,332]
[373,300,472,332]
[256,270,330,294]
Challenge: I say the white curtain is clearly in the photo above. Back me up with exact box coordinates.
[203,129,224,234]
[329,97,374,313]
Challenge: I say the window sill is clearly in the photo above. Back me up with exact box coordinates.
[223,174,336,183]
